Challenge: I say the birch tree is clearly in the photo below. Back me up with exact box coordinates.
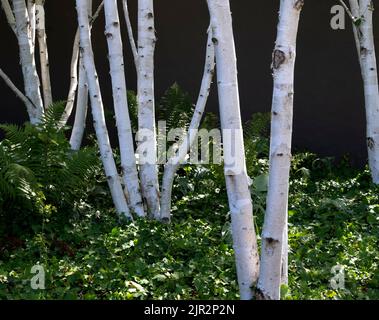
[104,0,145,217]
[12,0,44,123]
[136,0,160,219]
[160,29,215,222]
[207,0,259,300]
[75,0,131,219]
[345,0,379,184]
[69,56,88,151]
[35,0,53,107]
[257,0,303,300]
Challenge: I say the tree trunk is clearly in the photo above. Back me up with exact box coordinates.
[12,0,44,124]
[104,0,145,218]
[349,0,379,184]
[75,0,132,219]
[160,28,215,222]
[207,0,259,300]
[35,0,53,108]
[257,0,303,300]
[136,0,160,219]
[69,56,88,151]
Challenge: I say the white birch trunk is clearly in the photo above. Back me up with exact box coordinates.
[104,0,145,217]
[76,0,132,219]
[122,0,138,67]
[69,56,88,151]
[207,0,259,300]
[12,0,44,124]
[160,29,215,222]
[35,0,53,107]
[63,30,80,126]
[136,0,160,219]
[257,0,303,300]
[27,0,35,49]
[349,0,379,184]
[63,1,102,127]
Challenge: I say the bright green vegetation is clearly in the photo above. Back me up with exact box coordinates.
[0,94,378,300]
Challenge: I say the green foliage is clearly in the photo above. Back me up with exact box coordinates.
[0,102,100,237]
[0,96,378,300]
[157,83,194,132]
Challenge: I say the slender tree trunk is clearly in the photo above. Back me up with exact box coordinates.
[35,0,53,107]
[136,0,160,219]
[75,0,131,219]
[0,67,32,107]
[69,56,88,151]
[160,29,215,222]
[257,0,303,300]
[63,30,80,126]
[104,0,145,217]
[122,0,138,67]
[207,0,259,300]
[349,0,379,184]
[12,0,44,123]
[63,1,102,127]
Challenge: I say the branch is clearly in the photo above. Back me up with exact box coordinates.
[62,0,104,126]
[1,0,16,34]
[0,67,35,108]
[122,0,139,67]
[338,0,360,23]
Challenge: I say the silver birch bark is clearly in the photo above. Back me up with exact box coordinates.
[12,0,44,124]
[76,0,131,219]
[349,0,379,184]
[136,0,160,219]
[257,0,303,300]
[104,0,145,217]
[207,0,259,300]
[35,0,53,107]
[160,29,215,222]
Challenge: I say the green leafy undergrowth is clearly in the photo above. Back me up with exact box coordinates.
[0,210,238,300]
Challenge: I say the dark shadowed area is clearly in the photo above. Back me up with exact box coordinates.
[0,0,376,166]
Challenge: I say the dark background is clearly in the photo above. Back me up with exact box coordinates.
[1,0,377,166]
